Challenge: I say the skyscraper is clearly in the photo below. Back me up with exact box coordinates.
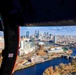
[35,30,39,38]
[54,36,57,44]
[26,31,29,38]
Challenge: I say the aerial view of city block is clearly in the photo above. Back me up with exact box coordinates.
[0,26,76,75]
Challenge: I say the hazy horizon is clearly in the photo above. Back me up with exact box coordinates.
[20,26,76,36]
[0,26,76,37]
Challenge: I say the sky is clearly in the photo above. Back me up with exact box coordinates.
[0,26,76,36]
[20,26,76,36]
[0,31,3,36]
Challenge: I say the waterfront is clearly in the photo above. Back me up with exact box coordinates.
[13,48,76,75]
[13,58,71,75]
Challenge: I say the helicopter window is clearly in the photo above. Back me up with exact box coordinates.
[12,26,76,75]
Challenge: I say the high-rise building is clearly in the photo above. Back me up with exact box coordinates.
[54,36,57,44]
[26,31,29,38]
[20,41,25,49]
[35,30,39,38]
[49,34,51,37]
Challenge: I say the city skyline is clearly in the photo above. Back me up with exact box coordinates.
[20,26,76,36]
[0,26,76,36]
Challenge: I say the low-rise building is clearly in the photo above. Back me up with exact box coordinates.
[30,55,44,63]
[48,46,64,53]
[48,49,63,53]
[38,42,44,45]
[18,49,25,56]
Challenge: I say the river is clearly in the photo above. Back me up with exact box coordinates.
[13,48,76,75]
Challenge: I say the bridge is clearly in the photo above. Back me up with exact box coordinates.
[62,55,76,59]
[70,56,76,59]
